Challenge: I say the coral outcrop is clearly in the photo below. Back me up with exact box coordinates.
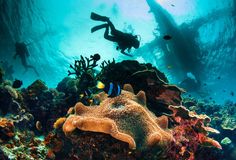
[169,105,221,148]
[167,105,222,159]
[0,118,14,142]
[98,60,184,114]
[22,79,69,133]
[0,58,224,159]
[0,130,47,160]
[98,60,168,84]
[63,84,173,150]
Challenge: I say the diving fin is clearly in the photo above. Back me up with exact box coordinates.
[91,24,108,33]
[91,12,109,22]
[121,51,133,57]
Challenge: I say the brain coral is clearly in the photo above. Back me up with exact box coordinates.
[63,84,173,149]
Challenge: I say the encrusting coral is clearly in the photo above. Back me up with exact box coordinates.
[167,105,222,159]
[0,118,14,142]
[62,84,174,149]
[0,130,47,160]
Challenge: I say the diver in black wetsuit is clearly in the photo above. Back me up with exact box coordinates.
[13,42,39,76]
[91,12,140,57]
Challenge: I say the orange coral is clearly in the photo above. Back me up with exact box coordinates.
[53,117,66,129]
[0,118,14,142]
[62,84,173,149]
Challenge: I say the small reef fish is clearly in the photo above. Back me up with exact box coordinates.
[163,35,172,40]
[80,89,94,104]
[12,79,23,88]
[97,81,121,98]
[36,121,42,131]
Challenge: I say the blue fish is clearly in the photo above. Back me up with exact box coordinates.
[97,81,121,98]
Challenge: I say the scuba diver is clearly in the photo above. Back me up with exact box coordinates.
[90,12,140,57]
[13,42,39,76]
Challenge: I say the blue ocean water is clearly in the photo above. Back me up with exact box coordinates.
[0,0,236,105]
[1,1,236,159]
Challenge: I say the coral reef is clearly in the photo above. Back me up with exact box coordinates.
[53,84,220,160]
[63,84,173,150]
[0,59,225,159]
[26,79,48,95]
[0,80,24,115]
[0,86,15,115]
[166,105,221,160]
[44,132,64,159]
[98,60,168,86]
[183,98,236,137]
[221,137,232,145]
[68,54,100,79]
[98,60,184,114]
[0,131,47,160]
[68,54,101,91]
[0,118,14,142]
[56,77,80,107]
[21,80,69,133]
[182,97,236,160]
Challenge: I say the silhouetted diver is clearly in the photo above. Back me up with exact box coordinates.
[13,42,39,76]
[91,12,140,57]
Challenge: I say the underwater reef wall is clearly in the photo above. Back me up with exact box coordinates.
[0,58,227,160]
[62,86,174,150]
[56,84,221,159]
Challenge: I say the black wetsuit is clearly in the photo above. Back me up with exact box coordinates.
[104,20,136,55]
[91,12,140,56]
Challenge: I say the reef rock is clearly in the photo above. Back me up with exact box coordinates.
[98,60,168,89]
[0,86,14,115]
[22,79,69,133]
[27,79,48,95]
[62,84,173,149]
